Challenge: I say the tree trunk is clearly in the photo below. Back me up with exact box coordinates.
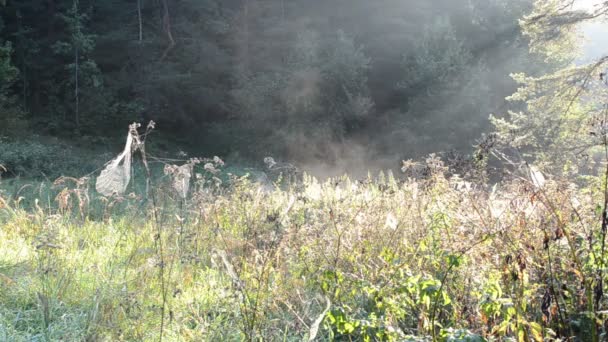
[243,0,249,72]
[47,0,56,38]
[17,13,28,111]
[159,0,175,61]
[75,46,79,129]
[22,60,27,111]
[137,0,143,43]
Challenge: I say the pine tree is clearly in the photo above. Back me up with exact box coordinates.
[491,0,608,173]
[52,0,99,131]
[0,11,24,135]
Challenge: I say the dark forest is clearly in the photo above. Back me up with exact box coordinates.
[1,0,553,176]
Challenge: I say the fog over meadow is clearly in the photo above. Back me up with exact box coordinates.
[0,0,607,178]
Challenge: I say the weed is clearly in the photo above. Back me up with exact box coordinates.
[2,129,608,341]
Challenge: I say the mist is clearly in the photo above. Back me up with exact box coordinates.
[0,0,593,178]
[213,0,546,177]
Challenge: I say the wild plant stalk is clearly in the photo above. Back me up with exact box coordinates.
[587,103,608,341]
[429,231,497,341]
[150,181,168,342]
[131,122,170,342]
[541,229,569,336]
[213,223,256,340]
[527,182,576,337]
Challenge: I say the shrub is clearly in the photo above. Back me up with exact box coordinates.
[0,137,102,178]
[0,153,607,341]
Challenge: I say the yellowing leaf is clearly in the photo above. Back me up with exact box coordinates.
[529,322,543,342]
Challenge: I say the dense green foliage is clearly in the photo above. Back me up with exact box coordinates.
[0,28,23,135]
[0,0,548,171]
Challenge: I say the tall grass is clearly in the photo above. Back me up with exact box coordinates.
[0,160,607,341]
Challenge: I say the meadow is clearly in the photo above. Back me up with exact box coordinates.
[0,153,606,342]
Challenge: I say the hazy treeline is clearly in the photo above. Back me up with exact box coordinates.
[0,0,553,170]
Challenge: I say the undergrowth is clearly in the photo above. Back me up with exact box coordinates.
[0,158,608,341]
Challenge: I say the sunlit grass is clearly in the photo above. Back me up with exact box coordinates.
[0,165,605,341]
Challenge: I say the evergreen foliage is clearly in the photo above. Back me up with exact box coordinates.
[491,0,608,174]
[0,0,545,166]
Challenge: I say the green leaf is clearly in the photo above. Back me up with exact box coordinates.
[517,326,526,342]
[447,254,462,267]
[343,322,356,334]
[442,291,451,306]
[528,322,543,342]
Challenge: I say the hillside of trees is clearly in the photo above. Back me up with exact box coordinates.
[0,0,556,176]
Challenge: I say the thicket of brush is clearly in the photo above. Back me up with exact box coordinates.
[1,153,608,341]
